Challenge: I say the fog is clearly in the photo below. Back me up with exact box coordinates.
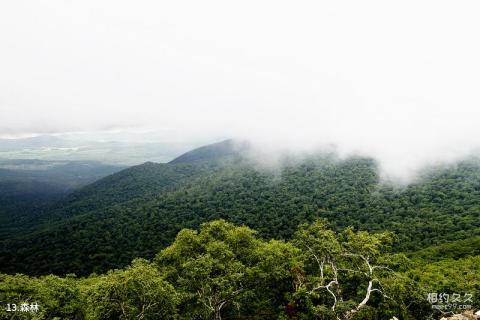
[1,1,480,180]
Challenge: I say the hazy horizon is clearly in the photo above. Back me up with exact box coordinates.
[2,1,480,179]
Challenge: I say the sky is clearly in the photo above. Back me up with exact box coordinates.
[1,1,480,179]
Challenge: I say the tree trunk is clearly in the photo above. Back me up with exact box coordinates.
[214,307,222,320]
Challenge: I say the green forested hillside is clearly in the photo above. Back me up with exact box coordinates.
[1,141,479,277]
[169,139,248,164]
[22,140,245,225]
[33,161,219,222]
[407,236,480,262]
[0,160,124,239]
[0,220,478,320]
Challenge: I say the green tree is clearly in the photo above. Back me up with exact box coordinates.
[291,220,404,320]
[156,220,264,320]
[0,273,83,320]
[83,259,177,320]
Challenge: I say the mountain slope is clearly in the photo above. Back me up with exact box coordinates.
[169,139,248,164]
[0,160,124,238]
[28,140,245,224]
[1,144,480,276]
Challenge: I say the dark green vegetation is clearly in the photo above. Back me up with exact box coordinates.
[0,159,124,192]
[0,220,478,319]
[1,140,479,277]
[0,159,124,239]
[0,140,479,319]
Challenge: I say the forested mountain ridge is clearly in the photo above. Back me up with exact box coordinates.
[0,140,242,233]
[0,160,124,238]
[1,141,479,277]
[0,159,124,191]
[169,139,249,164]
[58,139,248,215]
[34,161,216,222]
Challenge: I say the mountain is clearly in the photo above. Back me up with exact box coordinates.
[0,159,125,187]
[1,141,480,276]
[0,159,125,238]
[169,139,249,164]
[26,140,246,223]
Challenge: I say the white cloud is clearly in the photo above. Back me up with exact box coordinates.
[1,0,479,178]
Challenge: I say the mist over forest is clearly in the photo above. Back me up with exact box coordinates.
[1,1,480,319]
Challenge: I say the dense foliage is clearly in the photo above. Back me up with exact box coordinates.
[0,160,123,239]
[1,142,479,276]
[0,220,477,319]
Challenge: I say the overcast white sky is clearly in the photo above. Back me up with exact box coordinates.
[1,1,480,177]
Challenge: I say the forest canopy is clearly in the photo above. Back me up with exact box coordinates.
[2,152,480,276]
[1,220,478,320]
